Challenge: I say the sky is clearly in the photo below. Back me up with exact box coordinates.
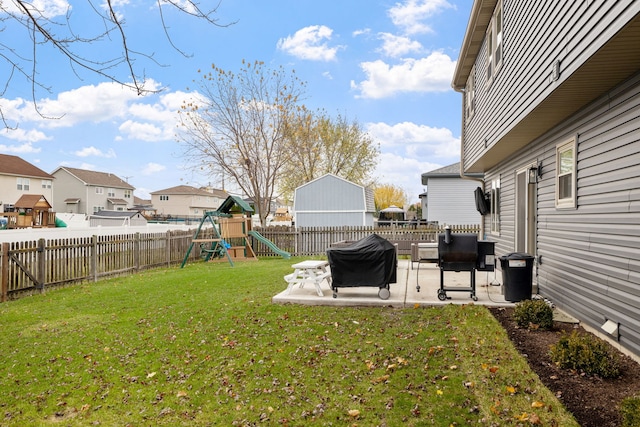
[0,0,472,204]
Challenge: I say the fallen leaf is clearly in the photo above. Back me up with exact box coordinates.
[147,372,157,378]
[506,386,516,394]
[531,401,545,408]
[489,366,499,373]
[529,413,542,424]
[176,390,188,398]
[347,409,360,417]
[436,389,443,395]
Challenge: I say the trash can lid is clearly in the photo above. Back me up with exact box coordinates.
[499,252,534,260]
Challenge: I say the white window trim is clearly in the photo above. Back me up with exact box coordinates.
[466,65,476,120]
[490,178,500,235]
[486,0,503,86]
[95,187,104,195]
[555,137,577,209]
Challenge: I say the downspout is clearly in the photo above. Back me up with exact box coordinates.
[453,85,486,239]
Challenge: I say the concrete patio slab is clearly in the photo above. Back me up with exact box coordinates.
[272,259,514,308]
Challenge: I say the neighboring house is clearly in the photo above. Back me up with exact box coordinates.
[0,154,54,213]
[452,2,640,355]
[150,185,227,217]
[418,192,427,220]
[420,163,483,226]
[51,167,134,215]
[293,174,375,227]
[132,196,156,217]
[89,210,147,227]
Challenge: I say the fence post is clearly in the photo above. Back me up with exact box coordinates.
[91,235,98,282]
[166,231,171,267]
[1,242,8,302]
[134,232,140,271]
[36,238,46,291]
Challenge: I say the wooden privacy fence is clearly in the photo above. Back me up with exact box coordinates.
[0,224,479,302]
[252,224,481,257]
[0,229,212,301]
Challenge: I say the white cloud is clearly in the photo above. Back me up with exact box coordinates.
[0,126,51,143]
[3,0,71,19]
[367,121,460,158]
[375,152,438,201]
[277,25,344,61]
[388,0,455,35]
[367,120,459,200]
[377,33,423,58]
[351,51,455,98]
[74,146,116,158]
[0,142,42,153]
[141,163,166,175]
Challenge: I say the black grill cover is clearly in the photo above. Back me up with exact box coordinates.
[327,234,397,288]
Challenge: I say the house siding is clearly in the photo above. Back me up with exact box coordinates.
[426,178,481,226]
[465,1,640,170]
[485,71,640,356]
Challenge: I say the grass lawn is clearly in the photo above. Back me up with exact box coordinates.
[0,258,578,426]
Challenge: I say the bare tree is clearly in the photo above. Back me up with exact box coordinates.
[0,0,230,125]
[279,110,380,200]
[177,60,307,226]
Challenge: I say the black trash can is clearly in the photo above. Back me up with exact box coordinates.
[499,253,534,302]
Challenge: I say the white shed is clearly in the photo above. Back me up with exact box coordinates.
[293,174,375,228]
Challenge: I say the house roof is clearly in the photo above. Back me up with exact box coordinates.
[14,194,52,209]
[421,163,483,185]
[53,167,134,190]
[0,154,54,179]
[108,198,128,205]
[150,185,227,197]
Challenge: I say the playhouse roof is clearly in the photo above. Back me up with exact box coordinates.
[217,195,254,214]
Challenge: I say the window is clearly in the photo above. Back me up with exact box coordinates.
[17,177,30,191]
[160,195,169,201]
[124,190,132,199]
[93,206,104,213]
[465,66,476,120]
[107,188,115,197]
[486,0,503,83]
[556,137,577,209]
[95,187,104,195]
[490,178,500,234]
[41,179,52,189]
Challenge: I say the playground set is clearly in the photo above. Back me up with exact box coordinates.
[181,196,290,268]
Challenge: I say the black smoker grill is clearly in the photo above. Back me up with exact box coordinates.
[416,228,494,301]
[326,234,397,299]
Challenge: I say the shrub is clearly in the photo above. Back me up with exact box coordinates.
[549,331,621,378]
[512,299,554,330]
[620,396,640,427]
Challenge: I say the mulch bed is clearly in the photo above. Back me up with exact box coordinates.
[489,306,640,427]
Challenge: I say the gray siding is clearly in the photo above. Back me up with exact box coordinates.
[294,174,373,227]
[465,1,640,169]
[486,71,640,356]
[426,178,481,225]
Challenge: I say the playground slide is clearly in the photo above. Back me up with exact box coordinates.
[248,231,291,259]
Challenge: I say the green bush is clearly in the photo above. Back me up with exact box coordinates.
[549,331,621,379]
[513,299,554,330]
[620,396,640,427]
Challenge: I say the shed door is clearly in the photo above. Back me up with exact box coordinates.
[515,168,536,255]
